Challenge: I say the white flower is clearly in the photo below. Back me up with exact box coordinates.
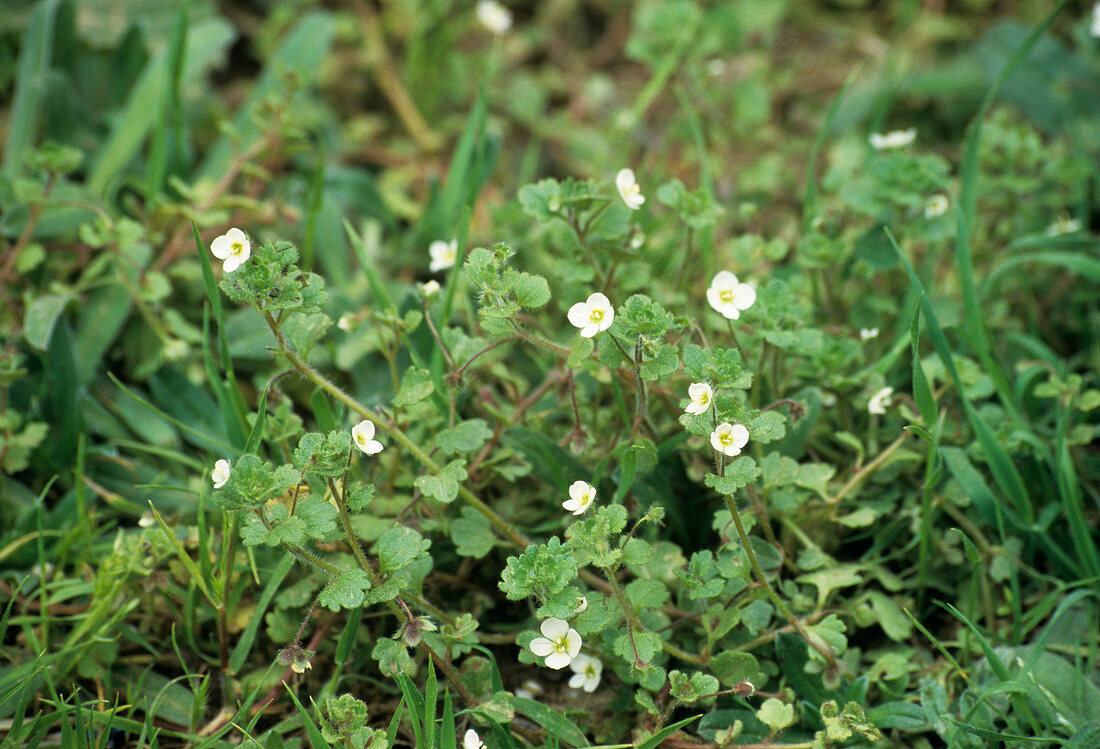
[138,512,156,528]
[574,595,588,614]
[1046,216,1082,236]
[868,386,893,415]
[476,0,512,34]
[568,654,603,693]
[563,480,596,515]
[210,228,251,273]
[859,328,879,341]
[429,239,458,273]
[869,128,916,150]
[924,194,949,218]
[706,271,756,320]
[1092,3,1100,37]
[352,420,384,455]
[212,459,231,489]
[685,382,713,415]
[710,422,749,457]
[337,314,354,332]
[567,292,614,338]
[464,728,485,749]
[420,279,441,297]
[515,678,543,700]
[616,168,645,210]
[529,617,582,670]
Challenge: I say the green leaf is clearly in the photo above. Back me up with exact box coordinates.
[640,344,679,381]
[567,335,595,368]
[512,697,589,747]
[435,419,493,454]
[705,457,758,495]
[394,367,435,407]
[711,652,764,688]
[319,569,371,612]
[867,591,912,642]
[513,272,551,308]
[626,579,669,610]
[23,293,71,351]
[376,525,430,573]
[499,537,578,601]
[415,459,467,503]
[451,507,497,558]
[756,698,795,731]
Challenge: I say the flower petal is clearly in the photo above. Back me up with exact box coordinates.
[540,617,568,639]
[711,270,737,290]
[544,651,571,670]
[586,292,611,311]
[529,637,553,657]
[733,284,756,310]
[567,302,591,330]
[564,629,582,657]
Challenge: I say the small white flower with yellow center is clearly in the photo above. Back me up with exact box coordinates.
[529,617,582,669]
[420,279,441,298]
[563,480,596,515]
[574,594,588,614]
[1046,216,1082,236]
[685,382,713,415]
[429,239,458,273]
[212,459,231,489]
[859,328,879,341]
[476,0,512,34]
[706,271,756,320]
[710,422,749,457]
[567,292,614,338]
[868,386,893,415]
[616,168,645,210]
[210,228,251,273]
[352,420,384,455]
[464,729,485,749]
[924,194,949,218]
[568,654,603,693]
[514,679,543,700]
[869,128,916,150]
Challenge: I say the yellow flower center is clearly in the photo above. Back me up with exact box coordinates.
[231,242,245,256]
[718,431,733,446]
[697,392,709,405]
[356,434,366,445]
[589,309,604,323]
[623,183,639,196]
[552,636,570,653]
[719,289,734,303]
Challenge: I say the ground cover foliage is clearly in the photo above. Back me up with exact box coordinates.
[2,0,1100,746]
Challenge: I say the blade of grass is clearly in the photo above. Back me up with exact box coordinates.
[146,4,188,199]
[228,554,294,673]
[1054,405,1100,582]
[953,0,1071,428]
[1,0,65,176]
[885,227,1032,524]
[282,685,328,749]
[87,17,234,195]
[395,673,426,747]
[424,659,438,748]
[148,502,217,606]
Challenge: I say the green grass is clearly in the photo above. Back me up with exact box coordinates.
[2,1,1099,747]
